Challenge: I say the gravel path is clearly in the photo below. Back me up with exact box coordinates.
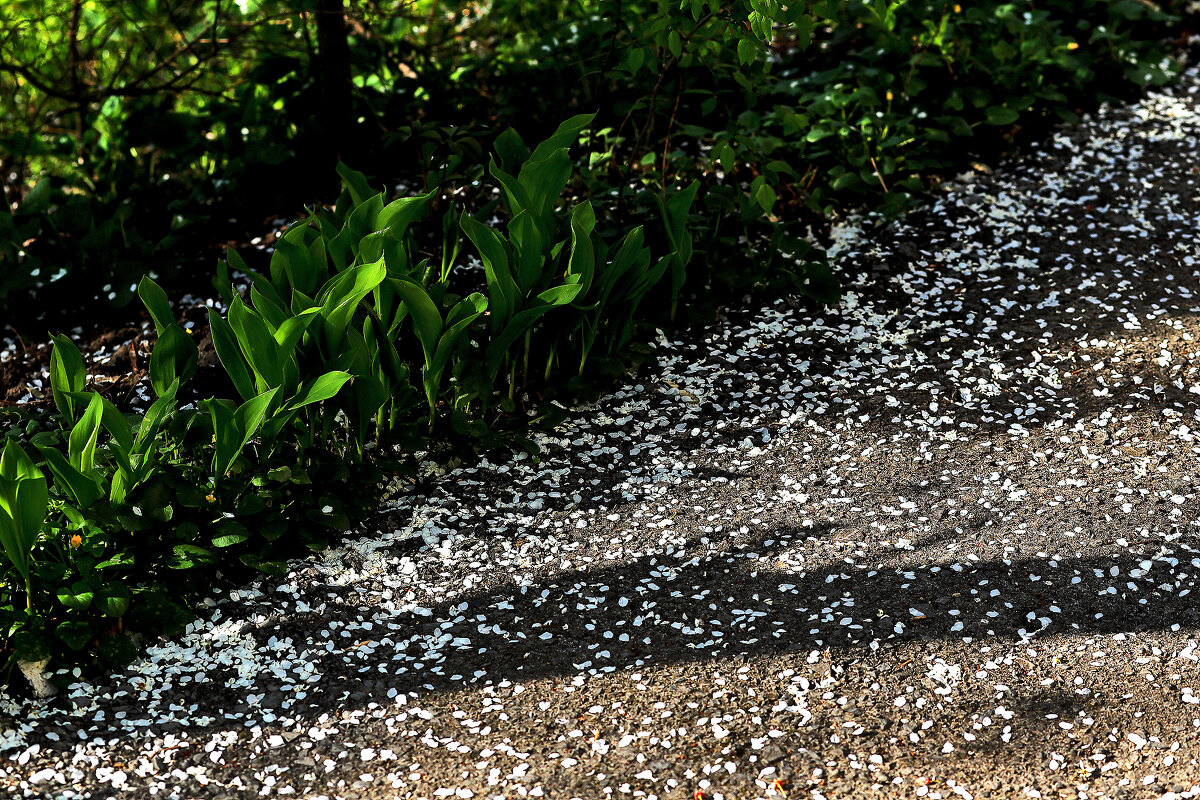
[5,58,1200,800]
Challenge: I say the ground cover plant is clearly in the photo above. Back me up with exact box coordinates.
[0,0,1193,691]
[2,1,1189,322]
[0,121,696,688]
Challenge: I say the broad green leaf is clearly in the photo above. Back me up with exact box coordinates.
[137,276,175,335]
[493,126,530,175]
[206,388,279,479]
[601,227,651,303]
[508,211,546,292]
[208,309,256,402]
[0,440,47,582]
[316,258,387,337]
[737,37,756,64]
[515,149,573,237]
[754,180,777,214]
[485,284,582,378]
[21,177,51,214]
[251,285,288,330]
[228,297,284,392]
[133,378,178,456]
[273,308,320,353]
[148,325,198,398]
[657,180,700,303]
[462,214,518,331]
[68,393,104,477]
[358,230,388,265]
[100,583,131,617]
[55,620,93,651]
[272,223,326,298]
[488,157,537,220]
[343,194,386,259]
[389,278,443,365]
[565,202,597,296]
[427,293,487,408]
[48,334,85,424]
[527,112,596,163]
[37,445,103,511]
[377,190,435,238]
[95,396,134,455]
[57,580,94,611]
[287,371,353,411]
[336,162,375,207]
[226,246,286,312]
[985,106,1020,126]
[348,373,390,447]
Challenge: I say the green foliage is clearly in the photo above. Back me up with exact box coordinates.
[0,119,699,682]
[2,0,1187,319]
[0,0,1190,689]
[0,441,48,609]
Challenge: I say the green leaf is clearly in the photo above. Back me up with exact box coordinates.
[22,177,52,214]
[754,180,777,214]
[208,309,256,402]
[100,583,131,617]
[271,223,327,300]
[130,378,178,462]
[493,127,530,176]
[389,278,443,365]
[336,162,375,206]
[527,112,596,163]
[95,551,134,570]
[462,214,518,332]
[149,325,198,398]
[96,396,134,455]
[205,388,280,480]
[36,445,103,511]
[67,393,104,477]
[425,293,487,410]
[137,276,175,336]
[48,334,85,423]
[273,307,320,352]
[212,532,249,548]
[55,620,93,651]
[485,284,582,378]
[56,580,94,611]
[508,211,546,292]
[515,149,573,238]
[985,106,1020,126]
[287,371,353,411]
[349,373,390,445]
[737,38,756,64]
[626,47,645,74]
[316,258,388,338]
[377,190,435,239]
[656,180,700,303]
[170,544,215,569]
[565,202,597,296]
[488,157,537,219]
[227,297,285,392]
[266,465,292,482]
[240,553,289,577]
